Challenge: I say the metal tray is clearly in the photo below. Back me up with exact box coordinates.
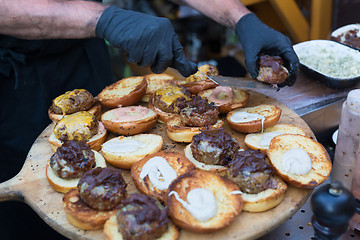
[331,23,360,51]
[293,40,360,89]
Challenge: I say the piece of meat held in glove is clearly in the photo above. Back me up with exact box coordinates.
[257,55,289,85]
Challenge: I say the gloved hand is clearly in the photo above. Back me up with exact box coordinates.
[235,13,299,86]
[96,5,197,77]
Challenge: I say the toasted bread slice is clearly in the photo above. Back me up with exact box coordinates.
[101,106,158,135]
[226,104,282,133]
[131,151,195,202]
[141,73,175,102]
[166,116,224,143]
[104,214,179,240]
[46,150,107,193]
[184,144,227,172]
[166,170,243,233]
[267,134,332,188]
[101,134,163,169]
[48,122,107,152]
[231,175,287,212]
[244,124,306,152]
[97,76,147,108]
[198,87,250,114]
[63,189,117,230]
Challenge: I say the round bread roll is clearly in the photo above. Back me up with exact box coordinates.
[46,150,107,193]
[181,79,218,94]
[141,73,175,102]
[63,189,117,230]
[166,170,243,233]
[97,76,147,109]
[131,151,196,202]
[101,134,163,169]
[198,86,250,114]
[48,121,107,152]
[231,175,287,212]
[101,106,158,135]
[267,134,332,188]
[184,144,227,172]
[244,124,306,152]
[226,104,282,133]
[48,100,102,123]
[166,116,224,143]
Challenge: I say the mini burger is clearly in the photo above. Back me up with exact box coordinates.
[48,89,101,122]
[48,111,107,152]
[225,149,287,212]
[166,96,224,143]
[148,83,192,123]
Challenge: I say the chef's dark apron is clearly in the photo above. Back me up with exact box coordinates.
[0,37,114,182]
[0,5,114,239]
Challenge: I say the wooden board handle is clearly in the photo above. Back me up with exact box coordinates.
[0,177,24,202]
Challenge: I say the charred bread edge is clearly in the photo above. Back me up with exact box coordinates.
[46,150,107,193]
[63,189,117,230]
[184,144,227,172]
[104,214,179,240]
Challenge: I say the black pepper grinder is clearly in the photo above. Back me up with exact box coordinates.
[311,181,357,240]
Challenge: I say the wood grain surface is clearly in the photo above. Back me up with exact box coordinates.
[0,89,314,240]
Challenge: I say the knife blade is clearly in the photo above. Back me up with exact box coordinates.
[198,73,275,89]
[198,70,219,85]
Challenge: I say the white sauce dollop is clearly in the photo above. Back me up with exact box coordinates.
[259,132,283,147]
[281,148,312,175]
[140,156,177,190]
[169,188,217,222]
[102,139,145,153]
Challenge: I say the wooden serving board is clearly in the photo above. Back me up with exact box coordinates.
[0,89,314,240]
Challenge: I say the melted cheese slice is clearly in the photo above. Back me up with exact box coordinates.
[156,85,190,106]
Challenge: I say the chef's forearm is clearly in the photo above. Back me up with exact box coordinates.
[174,0,251,28]
[0,0,106,40]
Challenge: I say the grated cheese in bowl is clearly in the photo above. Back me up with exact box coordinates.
[294,40,360,79]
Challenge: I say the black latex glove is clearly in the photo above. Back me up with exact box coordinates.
[96,5,197,77]
[235,13,299,86]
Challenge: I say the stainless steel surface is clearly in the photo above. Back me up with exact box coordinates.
[300,99,344,134]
